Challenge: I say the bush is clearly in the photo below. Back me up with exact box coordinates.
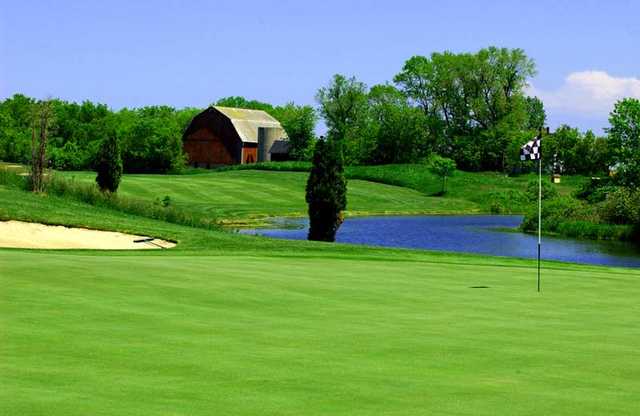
[574,177,615,203]
[521,196,594,234]
[488,189,528,214]
[525,178,558,202]
[598,188,640,225]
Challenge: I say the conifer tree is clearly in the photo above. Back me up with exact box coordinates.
[95,134,123,193]
[305,139,347,242]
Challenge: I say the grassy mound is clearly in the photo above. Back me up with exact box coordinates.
[59,169,479,222]
[213,163,588,214]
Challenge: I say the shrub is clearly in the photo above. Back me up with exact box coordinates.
[525,178,558,202]
[521,196,594,233]
[488,189,528,214]
[598,188,640,225]
[574,177,615,203]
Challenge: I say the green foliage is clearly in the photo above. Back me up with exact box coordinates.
[427,155,456,194]
[0,165,29,190]
[521,196,594,234]
[525,96,547,130]
[607,98,640,187]
[367,84,431,164]
[274,104,317,161]
[598,187,640,225]
[393,47,537,171]
[574,177,615,203]
[212,161,312,173]
[95,134,123,192]
[316,74,370,164]
[116,106,187,173]
[0,95,192,173]
[488,189,528,214]
[305,140,347,241]
[555,221,633,241]
[525,178,558,202]
[543,125,610,175]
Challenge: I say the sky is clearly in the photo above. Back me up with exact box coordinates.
[1,0,639,134]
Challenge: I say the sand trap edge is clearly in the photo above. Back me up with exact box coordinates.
[0,220,176,250]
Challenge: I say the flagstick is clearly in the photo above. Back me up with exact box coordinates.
[537,138,542,293]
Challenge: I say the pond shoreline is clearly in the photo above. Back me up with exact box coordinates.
[241,214,640,268]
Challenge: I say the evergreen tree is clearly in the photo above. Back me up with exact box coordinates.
[95,133,123,193]
[305,139,347,242]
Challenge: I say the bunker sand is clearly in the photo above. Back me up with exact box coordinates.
[0,220,175,249]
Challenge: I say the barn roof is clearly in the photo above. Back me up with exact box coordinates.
[213,106,287,144]
[269,140,290,154]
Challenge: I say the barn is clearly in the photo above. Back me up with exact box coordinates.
[183,106,290,167]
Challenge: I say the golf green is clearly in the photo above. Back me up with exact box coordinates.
[2,248,639,415]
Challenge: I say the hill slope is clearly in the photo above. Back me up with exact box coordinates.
[60,170,479,221]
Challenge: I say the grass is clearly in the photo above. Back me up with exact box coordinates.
[1,164,637,415]
[217,162,588,214]
[1,198,639,414]
[59,169,479,223]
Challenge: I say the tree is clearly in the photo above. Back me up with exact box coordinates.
[525,96,546,130]
[95,133,123,193]
[607,98,640,187]
[428,155,456,195]
[30,100,53,193]
[394,47,537,171]
[316,74,370,163]
[305,139,347,242]
[367,84,431,164]
[271,103,317,160]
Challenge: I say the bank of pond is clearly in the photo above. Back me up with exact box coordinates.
[241,215,640,268]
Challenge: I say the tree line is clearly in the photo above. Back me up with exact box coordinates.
[0,46,619,175]
[0,95,316,173]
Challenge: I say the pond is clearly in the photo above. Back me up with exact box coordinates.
[241,215,640,268]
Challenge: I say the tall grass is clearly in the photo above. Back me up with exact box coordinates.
[1,167,220,230]
[45,174,220,230]
[0,166,29,190]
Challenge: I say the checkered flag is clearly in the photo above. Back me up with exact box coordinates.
[520,136,541,161]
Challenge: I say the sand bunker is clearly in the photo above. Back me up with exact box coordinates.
[0,221,176,250]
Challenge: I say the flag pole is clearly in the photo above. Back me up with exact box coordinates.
[537,130,542,293]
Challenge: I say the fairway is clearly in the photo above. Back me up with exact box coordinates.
[61,170,479,220]
[2,248,639,415]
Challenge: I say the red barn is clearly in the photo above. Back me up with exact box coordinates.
[183,106,289,167]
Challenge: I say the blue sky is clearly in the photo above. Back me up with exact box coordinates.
[1,0,639,133]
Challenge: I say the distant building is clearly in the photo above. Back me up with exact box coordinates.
[183,106,289,167]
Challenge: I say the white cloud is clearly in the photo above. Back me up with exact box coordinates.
[527,71,640,116]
